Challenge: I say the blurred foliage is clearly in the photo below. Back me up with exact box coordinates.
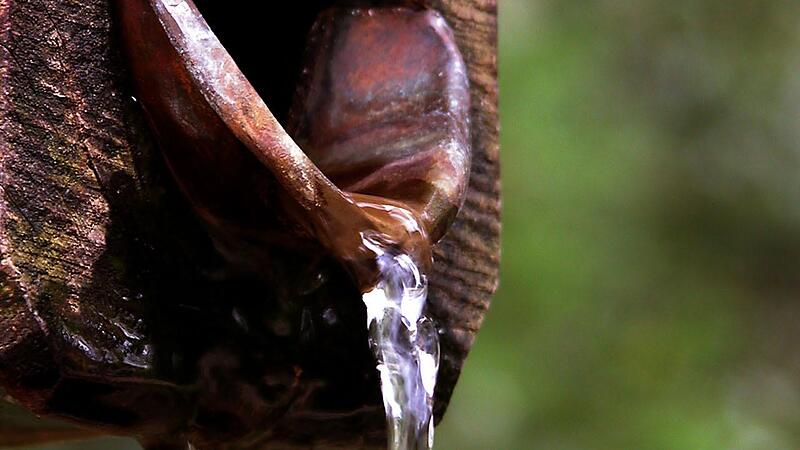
[437,0,800,449]
[9,0,800,449]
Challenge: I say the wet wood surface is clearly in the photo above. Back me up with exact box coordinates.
[0,0,498,447]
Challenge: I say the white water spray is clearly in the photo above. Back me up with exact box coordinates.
[361,231,440,450]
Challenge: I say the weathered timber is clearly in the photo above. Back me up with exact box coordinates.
[0,0,498,447]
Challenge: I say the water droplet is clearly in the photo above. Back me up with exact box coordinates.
[232,308,249,331]
[300,308,315,342]
[322,307,338,325]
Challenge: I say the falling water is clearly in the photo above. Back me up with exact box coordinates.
[361,231,440,450]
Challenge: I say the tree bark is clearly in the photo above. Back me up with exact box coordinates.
[0,0,498,446]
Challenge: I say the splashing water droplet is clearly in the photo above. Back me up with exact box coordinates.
[361,232,440,450]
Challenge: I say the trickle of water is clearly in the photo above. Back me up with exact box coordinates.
[361,231,440,450]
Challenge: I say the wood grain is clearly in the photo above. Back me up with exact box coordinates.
[0,0,498,445]
[425,0,500,421]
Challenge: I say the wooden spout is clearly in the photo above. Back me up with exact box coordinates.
[115,0,470,288]
[0,0,497,446]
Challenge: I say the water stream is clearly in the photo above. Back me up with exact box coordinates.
[361,232,441,450]
[165,227,441,450]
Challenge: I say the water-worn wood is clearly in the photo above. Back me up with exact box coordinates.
[0,0,498,446]
[423,0,500,421]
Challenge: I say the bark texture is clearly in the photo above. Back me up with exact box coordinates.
[424,0,500,419]
[0,0,498,445]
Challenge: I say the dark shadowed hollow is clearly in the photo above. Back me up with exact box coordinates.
[190,0,419,122]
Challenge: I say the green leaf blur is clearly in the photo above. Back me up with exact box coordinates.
[437,0,800,449]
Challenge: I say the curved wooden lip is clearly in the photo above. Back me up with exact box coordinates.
[118,0,474,289]
[149,0,356,221]
[143,0,433,278]
[287,6,472,244]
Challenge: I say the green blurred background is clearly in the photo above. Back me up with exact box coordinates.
[441,0,800,448]
[9,0,800,448]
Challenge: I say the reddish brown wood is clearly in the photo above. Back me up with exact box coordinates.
[114,1,471,290]
[288,8,472,243]
[0,0,498,447]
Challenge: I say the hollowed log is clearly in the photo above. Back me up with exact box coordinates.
[0,0,498,447]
